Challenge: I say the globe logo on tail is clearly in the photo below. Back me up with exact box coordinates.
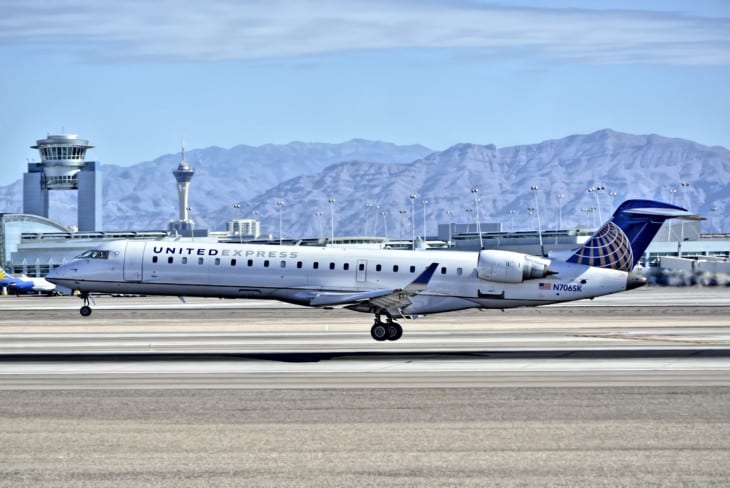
[570,221,634,271]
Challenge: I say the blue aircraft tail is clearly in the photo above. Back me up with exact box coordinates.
[567,199,699,271]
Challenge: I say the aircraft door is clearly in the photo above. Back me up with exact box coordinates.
[356,259,367,282]
[123,241,145,281]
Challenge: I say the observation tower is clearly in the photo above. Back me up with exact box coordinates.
[23,134,102,231]
[168,141,199,236]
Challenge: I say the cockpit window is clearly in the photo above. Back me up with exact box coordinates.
[76,250,110,260]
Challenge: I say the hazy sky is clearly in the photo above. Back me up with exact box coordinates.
[1,0,729,185]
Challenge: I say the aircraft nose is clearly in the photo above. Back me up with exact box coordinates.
[626,272,647,290]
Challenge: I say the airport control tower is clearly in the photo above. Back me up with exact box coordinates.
[168,142,196,236]
[23,134,102,231]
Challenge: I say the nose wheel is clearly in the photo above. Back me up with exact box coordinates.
[79,293,92,317]
[370,316,403,341]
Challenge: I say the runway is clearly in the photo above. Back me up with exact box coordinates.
[1,288,730,486]
[1,287,730,388]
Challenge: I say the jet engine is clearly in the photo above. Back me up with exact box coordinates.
[477,250,556,283]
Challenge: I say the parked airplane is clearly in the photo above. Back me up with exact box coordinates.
[0,268,56,295]
[47,200,698,341]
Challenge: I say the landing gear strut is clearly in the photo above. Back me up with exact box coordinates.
[370,313,403,342]
[79,292,92,317]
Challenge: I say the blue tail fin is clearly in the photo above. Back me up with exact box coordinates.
[567,199,697,271]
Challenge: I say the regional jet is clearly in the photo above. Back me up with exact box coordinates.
[0,268,56,295]
[47,200,698,341]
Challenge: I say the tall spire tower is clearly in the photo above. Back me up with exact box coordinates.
[168,139,205,236]
[172,139,194,223]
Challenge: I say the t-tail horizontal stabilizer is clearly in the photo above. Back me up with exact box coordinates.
[567,199,702,271]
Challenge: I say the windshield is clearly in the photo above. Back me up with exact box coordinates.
[76,249,110,260]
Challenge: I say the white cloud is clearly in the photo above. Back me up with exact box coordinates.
[1,0,729,65]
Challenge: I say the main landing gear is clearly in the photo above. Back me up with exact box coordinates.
[370,313,403,342]
[79,292,92,317]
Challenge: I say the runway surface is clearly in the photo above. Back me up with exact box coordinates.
[1,287,729,486]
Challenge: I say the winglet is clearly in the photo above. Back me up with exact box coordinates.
[404,262,439,293]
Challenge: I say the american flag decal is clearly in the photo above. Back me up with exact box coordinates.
[539,282,552,290]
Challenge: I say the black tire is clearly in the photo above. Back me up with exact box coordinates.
[370,323,388,341]
[80,305,92,317]
[387,323,403,341]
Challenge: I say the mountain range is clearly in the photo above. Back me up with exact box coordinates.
[0,129,728,237]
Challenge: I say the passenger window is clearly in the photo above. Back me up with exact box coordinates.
[231,259,236,266]
[280,260,286,268]
[247,259,253,267]
[358,263,365,271]
[297,261,303,269]
[264,260,270,267]
[215,258,221,265]
[313,262,319,269]
[182,257,188,264]
[457,267,463,275]
[376,264,382,272]
[393,265,399,272]
[152,256,158,263]
[343,263,350,271]
[329,262,335,270]
[410,265,416,273]
[167,257,173,264]
[198,258,204,265]
[441,266,447,274]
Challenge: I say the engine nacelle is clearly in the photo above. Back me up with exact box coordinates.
[477,250,556,283]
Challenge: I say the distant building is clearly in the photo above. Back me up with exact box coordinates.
[23,134,102,231]
[227,219,261,239]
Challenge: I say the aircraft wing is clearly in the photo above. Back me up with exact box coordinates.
[307,262,439,310]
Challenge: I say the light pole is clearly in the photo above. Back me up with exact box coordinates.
[588,185,605,223]
[315,211,324,239]
[276,200,284,245]
[328,198,336,243]
[381,210,389,238]
[465,208,473,233]
[527,207,535,230]
[508,210,516,233]
[365,203,373,236]
[679,182,690,256]
[471,188,483,249]
[446,210,454,244]
[556,193,564,244]
[409,194,416,243]
[556,193,564,230]
[399,210,407,240]
[609,191,617,210]
[530,185,544,256]
[421,200,428,241]
[373,205,380,236]
[710,207,717,233]
[233,203,242,243]
[667,188,677,242]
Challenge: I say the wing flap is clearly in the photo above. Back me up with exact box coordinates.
[308,262,439,309]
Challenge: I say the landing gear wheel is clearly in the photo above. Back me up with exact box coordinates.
[79,292,92,317]
[386,322,403,341]
[371,322,389,342]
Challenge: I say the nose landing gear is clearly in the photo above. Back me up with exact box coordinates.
[79,292,92,317]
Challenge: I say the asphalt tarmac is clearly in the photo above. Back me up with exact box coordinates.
[1,287,729,486]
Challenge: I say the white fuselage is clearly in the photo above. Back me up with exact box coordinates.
[48,240,634,316]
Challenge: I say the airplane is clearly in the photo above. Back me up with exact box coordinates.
[0,268,56,295]
[46,199,699,341]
